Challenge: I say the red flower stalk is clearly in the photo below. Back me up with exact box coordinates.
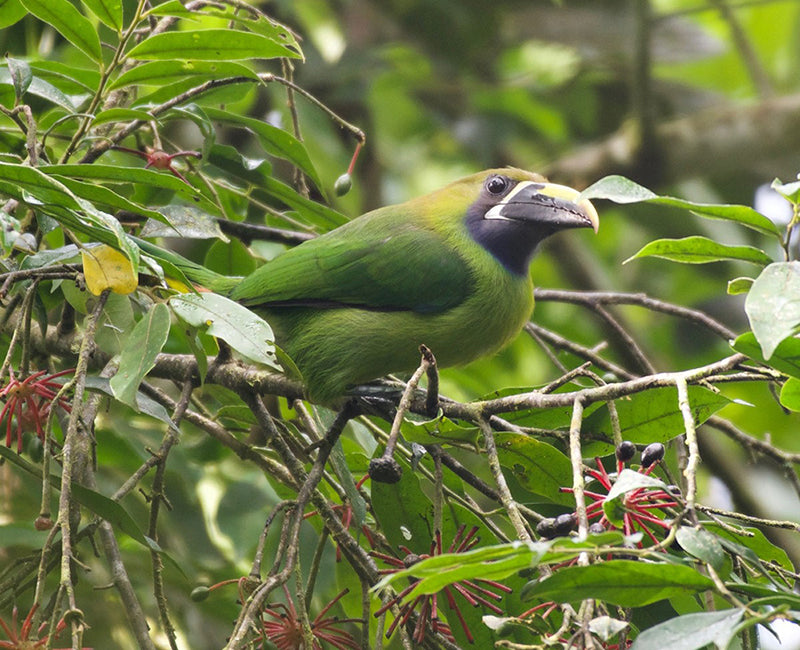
[260,585,360,650]
[0,367,74,453]
[0,604,91,649]
[372,525,513,644]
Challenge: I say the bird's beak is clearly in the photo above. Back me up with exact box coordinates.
[486,181,599,233]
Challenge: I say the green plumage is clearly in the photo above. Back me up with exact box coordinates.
[140,168,597,402]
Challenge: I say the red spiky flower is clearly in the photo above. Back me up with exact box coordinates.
[0,367,74,453]
[260,585,360,650]
[560,442,680,547]
[372,525,513,645]
[0,604,91,649]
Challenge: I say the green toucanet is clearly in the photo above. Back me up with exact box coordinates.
[143,168,598,401]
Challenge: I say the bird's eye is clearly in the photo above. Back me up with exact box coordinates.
[485,175,509,196]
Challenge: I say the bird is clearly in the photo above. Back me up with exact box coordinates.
[141,168,598,402]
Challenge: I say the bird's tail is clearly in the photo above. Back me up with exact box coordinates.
[133,236,241,294]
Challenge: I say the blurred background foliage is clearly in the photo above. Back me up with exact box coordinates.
[1,0,800,648]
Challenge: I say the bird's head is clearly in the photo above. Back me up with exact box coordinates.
[434,168,599,275]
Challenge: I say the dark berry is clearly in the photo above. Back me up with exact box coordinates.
[641,442,665,468]
[369,456,403,483]
[615,440,636,463]
[554,513,577,536]
[666,484,682,496]
[588,522,606,534]
[536,518,558,539]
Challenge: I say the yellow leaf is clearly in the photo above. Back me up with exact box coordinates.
[81,245,138,296]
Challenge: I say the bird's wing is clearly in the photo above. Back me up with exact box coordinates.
[230,217,472,313]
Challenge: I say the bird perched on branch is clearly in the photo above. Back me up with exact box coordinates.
[142,168,598,402]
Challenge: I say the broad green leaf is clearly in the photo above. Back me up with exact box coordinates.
[0,162,137,264]
[204,239,256,277]
[630,609,744,650]
[494,432,573,504]
[675,527,725,570]
[727,277,753,295]
[108,60,259,90]
[705,523,792,570]
[582,175,780,237]
[142,0,193,18]
[202,106,322,189]
[6,56,31,101]
[127,29,300,62]
[744,262,800,359]
[207,144,346,228]
[732,331,800,379]
[91,107,154,126]
[20,0,102,62]
[0,0,26,28]
[110,303,171,408]
[627,236,772,266]
[140,204,225,239]
[84,376,178,431]
[371,456,434,554]
[39,163,220,215]
[56,176,172,226]
[602,469,668,525]
[583,386,729,455]
[0,69,77,111]
[80,0,122,30]
[779,377,800,411]
[524,560,714,607]
[169,292,280,369]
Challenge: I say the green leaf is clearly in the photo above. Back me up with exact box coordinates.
[80,0,122,30]
[85,376,179,431]
[0,69,78,111]
[0,162,138,266]
[494,432,573,504]
[127,29,300,61]
[56,176,172,226]
[582,175,780,237]
[602,469,668,525]
[139,204,225,240]
[732,331,800,379]
[6,55,31,101]
[630,609,744,650]
[524,560,714,607]
[39,163,220,215]
[108,60,259,90]
[20,0,102,62]
[371,456,434,554]
[202,106,322,189]
[583,386,729,455]
[727,277,753,295]
[744,262,800,359]
[675,527,725,570]
[169,292,280,369]
[110,303,171,408]
[0,0,27,29]
[779,377,800,411]
[627,236,772,266]
[207,144,346,228]
[91,107,155,126]
[771,177,800,203]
